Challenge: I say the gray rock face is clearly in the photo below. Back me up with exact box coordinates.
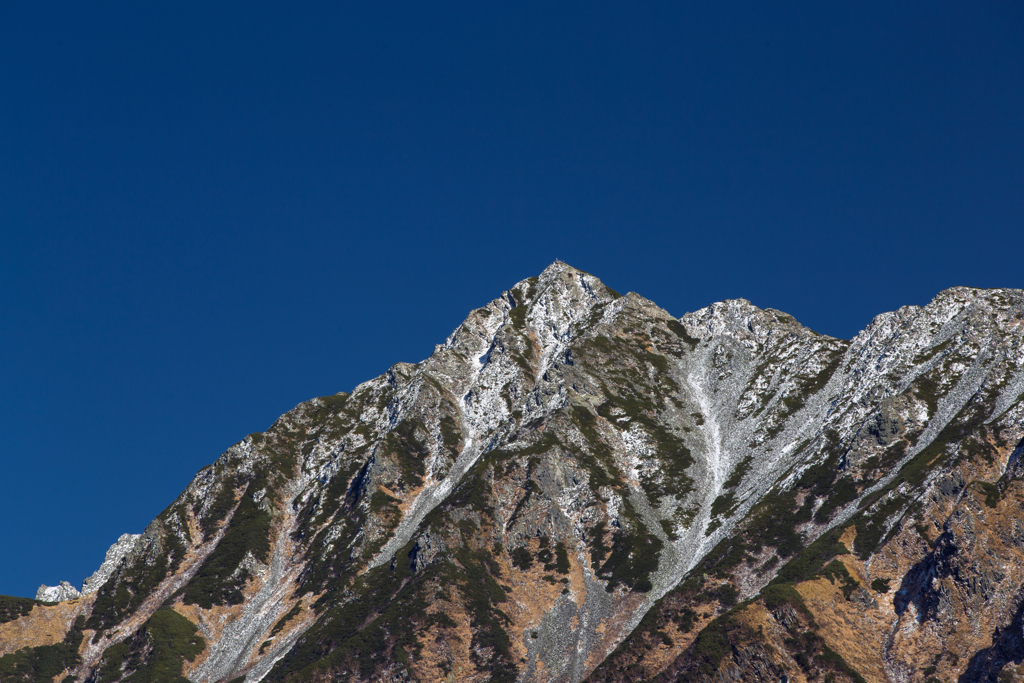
[81,532,141,594]
[32,533,139,607]
[35,580,81,602]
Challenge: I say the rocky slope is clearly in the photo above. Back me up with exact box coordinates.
[2,261,1023,683]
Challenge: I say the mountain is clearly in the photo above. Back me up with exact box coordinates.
[3,261,1023,683]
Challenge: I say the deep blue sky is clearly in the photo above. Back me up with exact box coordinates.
[2,2,1021,597]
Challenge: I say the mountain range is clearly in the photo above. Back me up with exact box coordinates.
[3,261,1023,683]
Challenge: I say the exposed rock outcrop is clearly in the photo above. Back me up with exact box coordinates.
[81,534,142,596]
[34,582,80,603]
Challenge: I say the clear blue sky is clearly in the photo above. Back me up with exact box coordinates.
[1,2,1021,597]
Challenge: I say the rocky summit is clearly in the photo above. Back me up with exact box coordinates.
[3,262,1024,683]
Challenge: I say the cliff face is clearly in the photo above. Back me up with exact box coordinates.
[3,262,1023,683]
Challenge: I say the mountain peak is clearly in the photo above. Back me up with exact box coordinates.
[538,258,576,277]
[8,272,1024,683]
